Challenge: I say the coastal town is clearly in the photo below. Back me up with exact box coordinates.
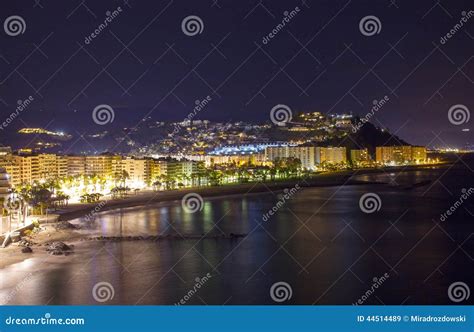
[0,139,435,240]
[0,143,431,201]
[0,105,453,253]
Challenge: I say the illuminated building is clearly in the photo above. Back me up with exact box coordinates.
[350,149,370,165]
[315,147,347,164]
[122,157,152,187]
[157,160,204,178]
[375,146,427,164]
[85,155,122,177]
[198,154,267,167]
[0,167,11,198]
[37,154,59,180]
[334,116,353,129]
[15,155,40,184]
[209,143,284,156]
[67,156,86,176]
[411,146,427,163]
[0,147,20,187]
[57,156,68,178]
[265,146,316,170]
[18,127,72,139]
[0,167,11,235]
[2,153,74,185]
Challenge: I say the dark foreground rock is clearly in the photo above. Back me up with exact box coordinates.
[45,241,73,255]
[21,247,33,253]
[54,221,78,230]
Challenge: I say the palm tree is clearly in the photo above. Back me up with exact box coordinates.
[152,180,162,191]
[208,169,223,186]
[30,187,52,215]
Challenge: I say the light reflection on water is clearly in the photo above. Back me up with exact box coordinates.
[1,163,473,305]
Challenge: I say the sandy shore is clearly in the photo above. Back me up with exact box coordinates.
[56,164,446,222]
[0,222,84,269]
[0,164,446,270]
[56,170,376,222]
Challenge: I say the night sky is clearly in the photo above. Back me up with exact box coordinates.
[0,0,472,149]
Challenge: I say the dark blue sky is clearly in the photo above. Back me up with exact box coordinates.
[0,0,472,148]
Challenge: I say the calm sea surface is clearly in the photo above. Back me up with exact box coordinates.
[1,155,473,305]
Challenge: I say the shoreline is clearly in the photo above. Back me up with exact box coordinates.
[0,164,448,270]
[55,170,370,222]
[56,164,447,222]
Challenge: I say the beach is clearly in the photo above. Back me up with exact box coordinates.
[0,165,446,271]
[57,165,440,221]
[0,160,471,304]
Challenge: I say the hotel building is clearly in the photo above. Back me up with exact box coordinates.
[0,148,204,189]
[350,149,371,165]
[375,146,427,164]
[265,146,316,170]
[315,147,347,164]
